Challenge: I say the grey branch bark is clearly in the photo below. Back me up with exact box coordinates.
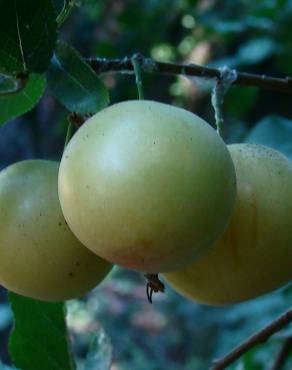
[87,55,292,94]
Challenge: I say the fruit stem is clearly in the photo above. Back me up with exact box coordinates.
[64,119,73,149]
[131,53,145,100]
[211,79,224,137]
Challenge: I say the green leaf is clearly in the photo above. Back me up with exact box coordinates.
[9,292,75,370]
[0,0,57,75]
[244,116,292,159]
[0,73,46,126]
[47,41,109,115]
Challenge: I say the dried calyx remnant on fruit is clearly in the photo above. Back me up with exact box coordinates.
[163,144,292,305]
[144,274,165,303]
[0,160,112,301]
[58,100,236,274]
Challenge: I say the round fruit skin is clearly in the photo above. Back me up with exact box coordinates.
[0,160,112,301]
[163,144,292,305]
[58,100,236,273]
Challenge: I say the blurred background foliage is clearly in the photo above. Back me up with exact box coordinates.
[0,0,292,369]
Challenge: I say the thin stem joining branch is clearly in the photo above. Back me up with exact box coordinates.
[131,53,145,100]
[87,56,292,94]
[64,119,73,149]
[210,308,292,370]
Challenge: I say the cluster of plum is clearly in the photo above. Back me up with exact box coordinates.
[0,100,291,305]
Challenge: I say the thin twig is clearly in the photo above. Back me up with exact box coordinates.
[210,308,292,370]
[211,79,224,136]
[269,337,292,370]
[131,53,145,100]
[87,56,292,94]
[64,119,73,149]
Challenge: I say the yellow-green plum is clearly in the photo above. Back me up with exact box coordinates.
[0,160,112,301]
[163,144,292,305]
[58,100,236,273]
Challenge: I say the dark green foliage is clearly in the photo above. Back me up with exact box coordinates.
[47,41,109,114]
[9,293,75,370]
[225,87,259,118]
[0,0,57,75]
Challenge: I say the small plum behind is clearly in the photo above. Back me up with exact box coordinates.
[0,160,112,301]
[163,144,292,305]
